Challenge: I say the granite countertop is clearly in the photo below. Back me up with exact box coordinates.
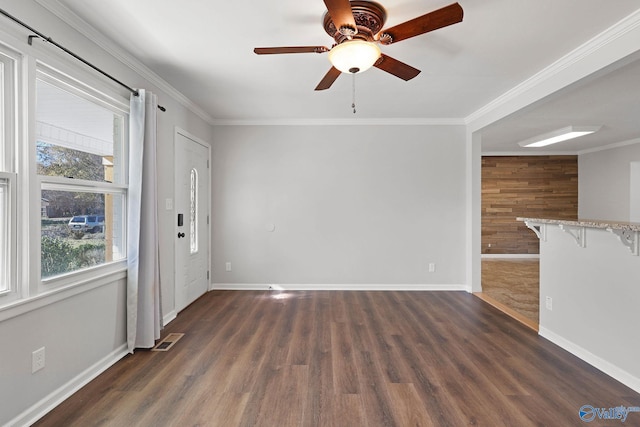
[517,217,640,232]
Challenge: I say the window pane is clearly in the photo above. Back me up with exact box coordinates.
[36,79,125,184]
[0,179,7,293]
[41,189,125,279]
[37,141,106,181]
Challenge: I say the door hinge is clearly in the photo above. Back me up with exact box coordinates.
[207,159,209,168]
[207,271,210,280]
[207,215,209,225]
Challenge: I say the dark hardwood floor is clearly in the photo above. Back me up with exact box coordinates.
[35,290,640,426]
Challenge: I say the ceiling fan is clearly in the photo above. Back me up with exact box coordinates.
[254,0,463,91]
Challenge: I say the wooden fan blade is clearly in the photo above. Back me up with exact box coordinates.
[323,0,356,33]
[374,54,421,81]
[380,3,463,44]
[254,46,329,55]
[315,67,342,91]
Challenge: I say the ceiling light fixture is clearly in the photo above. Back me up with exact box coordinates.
[328,40,381,74]
[518,126,602,148]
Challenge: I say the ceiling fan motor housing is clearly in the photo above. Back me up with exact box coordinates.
[323,0,387,44]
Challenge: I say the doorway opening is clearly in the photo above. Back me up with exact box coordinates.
[476,155,578,331]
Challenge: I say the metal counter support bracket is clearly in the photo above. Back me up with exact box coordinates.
[607,228,640,256]
[559,224,586,248]
[524,221,546,241]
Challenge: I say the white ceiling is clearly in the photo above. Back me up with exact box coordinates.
[43,0,640,153]
[480,50,640,154]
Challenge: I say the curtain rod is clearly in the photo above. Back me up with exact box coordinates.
[0,7,167,112]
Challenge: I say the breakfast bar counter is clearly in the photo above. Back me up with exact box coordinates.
[517,217,640,255]
[515,216,640,394]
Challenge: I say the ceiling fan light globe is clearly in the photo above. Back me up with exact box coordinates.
[328,40,381,74]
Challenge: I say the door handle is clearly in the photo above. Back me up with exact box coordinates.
[178,232,185,238]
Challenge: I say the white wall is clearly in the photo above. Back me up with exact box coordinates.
[579,142,640,221]
[539,224,640,392]
[0,277,127,425]
[211,124,467,288]
[630,162,640,222]
[0,1,214,425]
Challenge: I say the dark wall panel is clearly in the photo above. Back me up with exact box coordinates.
[482,156,578,254]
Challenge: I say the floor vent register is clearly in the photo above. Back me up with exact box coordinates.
[151,333,184,352]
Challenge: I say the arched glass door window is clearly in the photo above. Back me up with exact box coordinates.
[190,168,198,254]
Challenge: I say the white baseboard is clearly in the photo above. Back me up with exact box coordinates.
[10,344,129,427]
[163,309,177,327]
[211,283,471,292]
[539,326,640,394]
[482,254,540,259]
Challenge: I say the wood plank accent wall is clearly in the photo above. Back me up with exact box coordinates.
[482,156,578,254]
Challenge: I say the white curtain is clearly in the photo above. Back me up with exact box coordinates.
[127,89,162,353]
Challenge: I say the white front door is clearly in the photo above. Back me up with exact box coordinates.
[174,130,210,312]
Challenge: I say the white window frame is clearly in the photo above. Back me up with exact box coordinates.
[0,30,134,315]
[33,63,130,292]
[0,43,18,305]
[0,172,16,298]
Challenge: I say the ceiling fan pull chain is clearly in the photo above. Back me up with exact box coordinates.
[352,72,356,114]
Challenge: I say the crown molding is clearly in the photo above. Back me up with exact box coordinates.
[34,0,217,126]
[212,117,465,126]
[577,137,640,155]
[481,151,578,157]
[465,9,640,128]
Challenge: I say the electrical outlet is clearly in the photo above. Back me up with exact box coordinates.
[32,347,45,373]
[428,263,436,273]
[545,296,553,311]
[225,262,232,272]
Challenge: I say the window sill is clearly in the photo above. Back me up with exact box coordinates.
[0,261,127,323]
